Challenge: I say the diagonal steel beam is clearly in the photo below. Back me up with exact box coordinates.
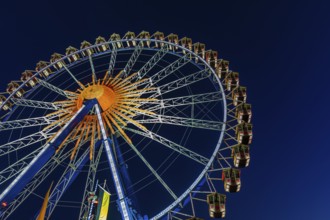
[136,115,224,131]
[125,127,208,166]
[0,115,57,131]
[38,79,76,99]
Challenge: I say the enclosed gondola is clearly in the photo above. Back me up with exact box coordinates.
[207,193,226,218]
[154,31,165,47]
[205,50,218,69]
[216,59,229,78]
[222,168,241,193]
[225,72,239,91]
[6,82,25,98]
[236,103,252,123]
[21,70,38,87]
[236,122,253,145]
[137,31,151,47]
[80,41,94,57]
[36,61,52,78]
[168,33,179,50]
[194,42,206,62]
[232,144,250,168]
[110,33,123,48]
[0,95,12,111]
[95,36,109,52]
[50,53,65,70]
[124,31,136,47]
[65,46,80,63]
[181,37,193,54]
[232,86,247,106]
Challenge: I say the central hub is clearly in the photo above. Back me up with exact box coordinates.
[82,85,104,100]
[77,85,117,111]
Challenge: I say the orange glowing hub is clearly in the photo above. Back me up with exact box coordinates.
[76,85,117,111]
[46,70,157,160]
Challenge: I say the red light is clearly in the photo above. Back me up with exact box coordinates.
[1,202,7,207]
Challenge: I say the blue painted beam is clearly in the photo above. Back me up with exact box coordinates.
[33,140,102,219]
[113,137,146,219]
[0,99,97,206]
[113,137,136,202]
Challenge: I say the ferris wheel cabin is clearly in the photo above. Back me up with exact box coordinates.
[232,144,250,168]
[0,95,12,110]
[207,193,226,218]
[153,31,165,47]
[50,53,65,70]
[225,72,239,91]
[65,46,80,63]
[124,32,137,47]
[6,82,25,98]
[194,42,206,62]
[36,61,52,78]
[236,103,252,123]
[232,86,247,106]
[137,31,151,47]
[20,70,38,87]
[216,59,229,78]
[167,33,179,50]
[180,37,193,54]
[205,50,218,69]
[222,168,241,193]
[95,36,109,52]
[110,33,123,48]
[236,122,253,145]
[80,41,94,57]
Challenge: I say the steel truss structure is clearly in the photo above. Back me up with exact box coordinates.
[0,31,253,220]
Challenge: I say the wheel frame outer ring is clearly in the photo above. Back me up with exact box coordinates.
[0,38,227,219]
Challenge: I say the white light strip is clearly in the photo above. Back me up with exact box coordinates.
[94,104,131,220]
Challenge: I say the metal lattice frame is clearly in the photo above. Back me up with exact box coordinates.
[0,32,252,220]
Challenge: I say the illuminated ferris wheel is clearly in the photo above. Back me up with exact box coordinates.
[0,31,253,220]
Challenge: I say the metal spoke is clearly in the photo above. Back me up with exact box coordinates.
[142,54,190,88]
[0,115,57,131]
[136,114,224,131]
[88,55,97,83]
[146,92,223,112]
[149,69,211,98]
[11,98,61,111]
[134,44,169,81]
[124,127,208,166]
[38,79,76,99]
[107,44,117,78]
[123,41,144,78]
[119,132,179,202]
[0,130,55,156]
[63,65,85,89]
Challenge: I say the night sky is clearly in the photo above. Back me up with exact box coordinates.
[0,0,329,219]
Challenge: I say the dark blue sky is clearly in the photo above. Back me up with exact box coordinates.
[0,0,329,219]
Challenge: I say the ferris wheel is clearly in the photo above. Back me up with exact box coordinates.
[0,31,253,220]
